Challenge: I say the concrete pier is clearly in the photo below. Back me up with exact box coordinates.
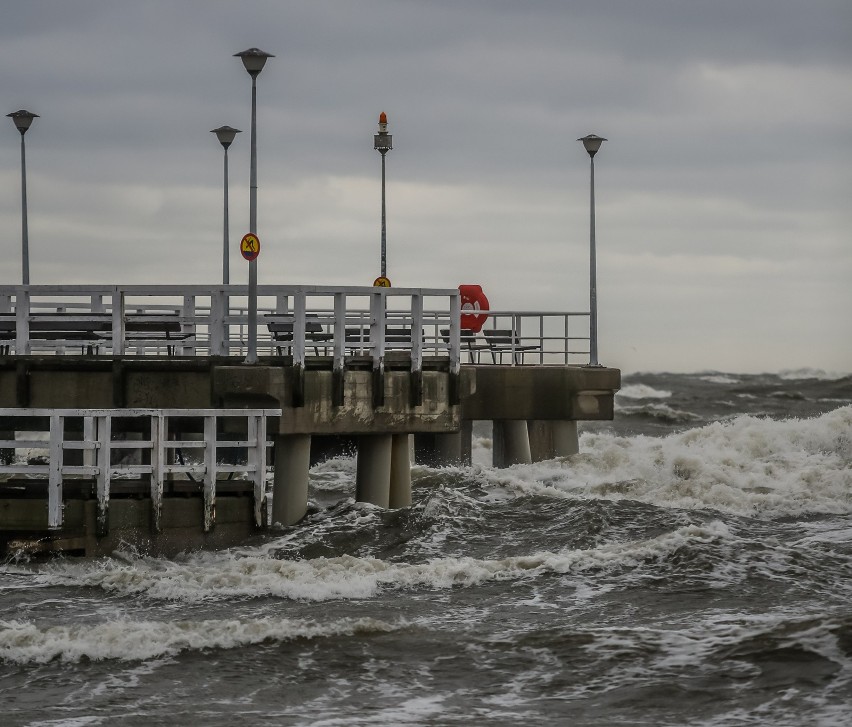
[389,433,412,508]
[493,420,532,467]
[528,420,579,460]
[356,434,393,508]
[0,357,619,556]
[272,434,312,526]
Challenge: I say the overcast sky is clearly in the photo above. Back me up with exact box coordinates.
[1,1,850,374]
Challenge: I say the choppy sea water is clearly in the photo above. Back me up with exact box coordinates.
[2,368,851,726]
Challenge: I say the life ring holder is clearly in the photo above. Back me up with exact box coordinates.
[458,285,489,333]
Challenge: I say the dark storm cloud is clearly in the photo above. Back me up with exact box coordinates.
[0,1,849,371]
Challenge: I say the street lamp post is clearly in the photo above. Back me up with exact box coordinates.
[211,125,241,285]
[235,47,274,364]
[578,134,606,367]
[374,112,393,280]
[7,110,39,285]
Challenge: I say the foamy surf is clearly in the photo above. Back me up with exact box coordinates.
[27,522,731,602]
[0,615,399,664]
[496,406,852,517]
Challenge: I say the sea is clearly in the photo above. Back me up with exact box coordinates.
[1,369,851,726]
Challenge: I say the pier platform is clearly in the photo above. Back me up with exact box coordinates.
[0,285,619,556]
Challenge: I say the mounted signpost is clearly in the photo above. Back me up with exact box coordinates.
[240,233,260,262]
[373,276,391,288]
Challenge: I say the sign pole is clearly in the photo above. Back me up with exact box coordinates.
[246,75,259,364]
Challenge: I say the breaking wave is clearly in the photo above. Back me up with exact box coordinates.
[0,616,399,664]
[496,406,852,518]
[27,522,731,603]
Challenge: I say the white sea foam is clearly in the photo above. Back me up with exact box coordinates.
[499,406,852,517]
[698,374,741,385]
[572,609,852,701]
[29,521,731,603]
[0,615,399,664]
[617,402,703,423]
[616,384,672,399]
[778,368,850,381]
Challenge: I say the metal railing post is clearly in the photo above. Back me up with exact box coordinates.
[111,288,125,356]
[370,290,386,407]
[15,287,30,355]
[48,413,63,529]
[95,414,112,536]
[202,415,216,532]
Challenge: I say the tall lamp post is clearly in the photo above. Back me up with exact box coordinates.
[578,134,606,367]
[235,47,274,364]
[211,125,241,285]
[7,110,39,285]
[373,112,393,280]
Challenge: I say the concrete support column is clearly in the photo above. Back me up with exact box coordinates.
[528,420,579,461]
[551,420,579,457]
[492,420,532,468]
[389,434,412,508]
[272,434,312,526]
[413,421,472,467]
[356,434,392,507]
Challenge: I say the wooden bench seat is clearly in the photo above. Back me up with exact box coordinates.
[0,313,112,354]
[483,329,538,364]
[267,318,332,356]
[0,313,192,356]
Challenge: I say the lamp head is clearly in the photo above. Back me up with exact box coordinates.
[7,109,39,135]
[578,134,607,157]
[211,125,241,149]
[234,48,275,77]
[374,111,392,152]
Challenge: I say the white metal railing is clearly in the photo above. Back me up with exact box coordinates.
[459,311,591,365]
[0,286,593,366]
[0,284,461,373]
[0,408,280,533]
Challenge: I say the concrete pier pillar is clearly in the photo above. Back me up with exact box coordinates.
[551,420,579,457]
[356,434,392,507]
[492,420,532,468]
[389,434,412,509]
[413,421,472,467]
[272,434,312,526]
[528,420,579,461]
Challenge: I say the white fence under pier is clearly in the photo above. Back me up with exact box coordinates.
[0,408,280,534]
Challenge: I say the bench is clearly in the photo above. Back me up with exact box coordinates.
[0,313,113,355]
[483,329,538,364]
[0,313,193,356]
[267,318,333,356]
[345,326,415,354]
[440,328,488,363]
[121,314,194,355]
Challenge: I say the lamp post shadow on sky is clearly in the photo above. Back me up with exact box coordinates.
[374,112,393,284]
[235,47,274,365]
[211,125,241,286]
[578,134,606,367]
[7,110,39,286]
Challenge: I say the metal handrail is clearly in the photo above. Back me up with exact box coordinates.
[0,286,591,366]
[0,407,280,533]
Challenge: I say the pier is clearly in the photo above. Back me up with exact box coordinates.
[0,284,619,556]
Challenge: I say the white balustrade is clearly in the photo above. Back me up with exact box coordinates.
[0,408,280,532]
[0,285,592,366]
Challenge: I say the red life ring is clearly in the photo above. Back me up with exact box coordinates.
[458,284,490,333]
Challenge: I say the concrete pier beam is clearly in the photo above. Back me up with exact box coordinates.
[356,434,392,507]
[528,420,579,461]
[492,420,532,468]
[389,433,412,509]
[271,434,312,526]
